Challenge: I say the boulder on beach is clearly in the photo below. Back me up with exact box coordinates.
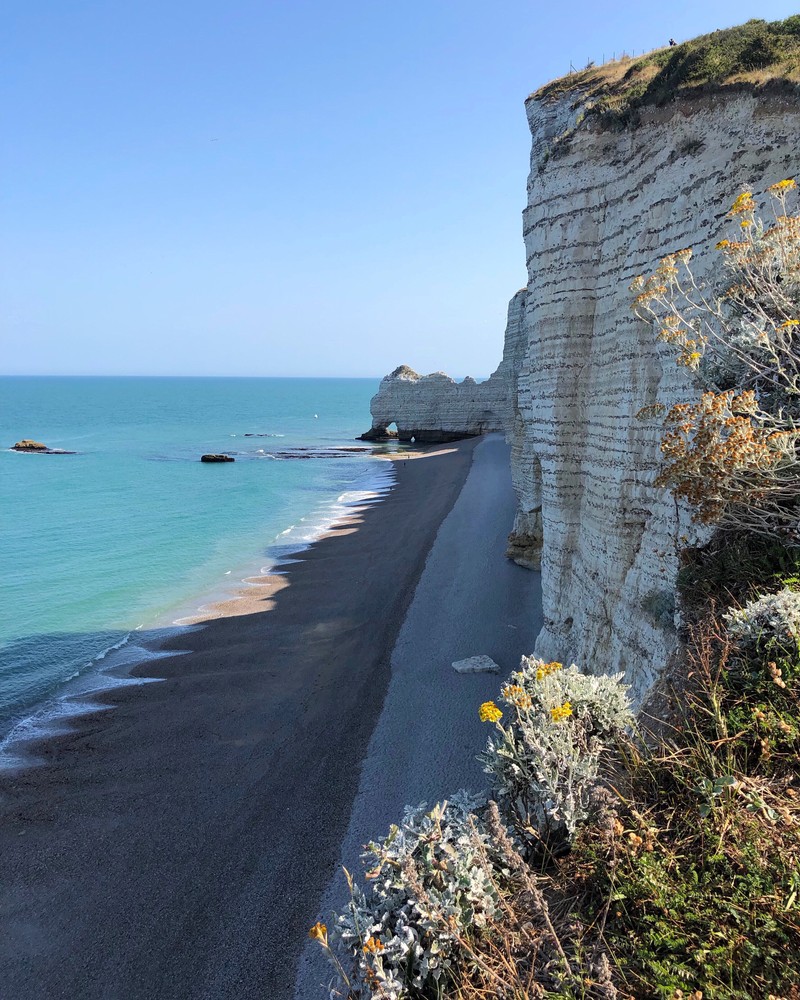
[451,655,500,674]
[201,454,235,463]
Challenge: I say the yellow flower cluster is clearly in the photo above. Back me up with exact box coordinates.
[768,178,796,193]
[715,238,731,249]
[501,683,532,709]
[730,190,755,216]
[479,700,503,723]
[363,936,385,954]
[536,660,562,681]
[778,319,799,329]
[308,922,328,944]
[550,701,573,722]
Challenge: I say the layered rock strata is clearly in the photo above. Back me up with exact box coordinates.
[361,289,527,443]
[512,85,799,699]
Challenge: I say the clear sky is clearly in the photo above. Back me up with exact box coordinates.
[3,1,797,377]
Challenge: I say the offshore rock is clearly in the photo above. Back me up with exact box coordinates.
[361,291,528,443]
[200,454,235,463]
[13,439,48,451]
[511,84,800,701]
[12,439,75,454]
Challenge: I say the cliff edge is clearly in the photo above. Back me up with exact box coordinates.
[514,78,799,699]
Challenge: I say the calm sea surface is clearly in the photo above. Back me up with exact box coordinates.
[0,376,389,740]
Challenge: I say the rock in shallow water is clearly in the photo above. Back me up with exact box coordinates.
[13,439,48,451]
[452,655,500,674]
[200,454,235,463]
[12,439,75,454]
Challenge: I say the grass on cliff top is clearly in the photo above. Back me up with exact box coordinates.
[530,15,800,128]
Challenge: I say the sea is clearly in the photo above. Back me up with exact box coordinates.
[0,376,394,752]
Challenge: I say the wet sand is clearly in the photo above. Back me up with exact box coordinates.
[0,440,477,1000]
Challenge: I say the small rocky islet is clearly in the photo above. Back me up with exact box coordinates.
[11,439,75,454]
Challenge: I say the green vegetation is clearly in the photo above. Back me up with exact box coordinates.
[570,609,800,998]
[677,531,800,614]
[532,16,800,129]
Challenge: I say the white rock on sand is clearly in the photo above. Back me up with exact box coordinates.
[451,655,500,674]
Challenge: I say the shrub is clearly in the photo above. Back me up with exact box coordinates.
[573,611,800,999]
[725,585,800,651]
[580,813,800,999]
[724,586,800,697]
[320,792,511,999]
[677,530,800,614]
[631,179,800,542]
[313,661,632,998]
[480,658,633,852]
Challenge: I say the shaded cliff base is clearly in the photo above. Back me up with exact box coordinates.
[294,435,542,997]
[360,424,479,445]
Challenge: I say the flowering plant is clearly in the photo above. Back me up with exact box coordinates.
[480,658,633,851]
[724,586,800,692]
[321,791,512,999]
[631,180,800,540]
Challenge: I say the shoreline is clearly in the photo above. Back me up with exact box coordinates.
[176,446,458,626]
[0,451,399,759]
[0,438,479,1000]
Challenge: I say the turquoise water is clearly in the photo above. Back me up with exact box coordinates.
[0,377,388,737]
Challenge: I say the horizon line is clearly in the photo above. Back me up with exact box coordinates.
[0,372,491,380]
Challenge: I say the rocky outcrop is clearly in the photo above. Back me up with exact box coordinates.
[13,439,48,451]
[510,86,799,699]
[361,290,528,443]
[451,655,501,674]
[200,454,235,463]
[12,439,75,454]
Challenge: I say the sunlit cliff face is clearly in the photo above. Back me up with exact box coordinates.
[511,86,800,700]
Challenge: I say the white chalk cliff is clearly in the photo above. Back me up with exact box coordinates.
[361,289,527,443]
[366,83,799,701]
[513,84,799,699]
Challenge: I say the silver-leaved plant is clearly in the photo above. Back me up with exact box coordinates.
[325,791,512,999]
[725,586,800,654]
[480,657,633,851]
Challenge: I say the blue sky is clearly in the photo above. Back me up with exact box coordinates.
[3,1,797,377]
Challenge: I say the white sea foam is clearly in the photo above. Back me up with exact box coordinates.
[0,629,198,770]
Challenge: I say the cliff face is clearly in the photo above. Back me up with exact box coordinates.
[512,87,799,699]
[361,288,527,443]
